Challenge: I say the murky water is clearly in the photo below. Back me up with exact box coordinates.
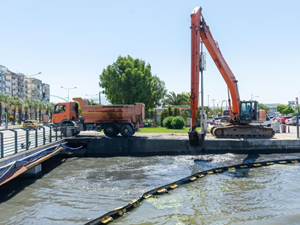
[1,153,300,225]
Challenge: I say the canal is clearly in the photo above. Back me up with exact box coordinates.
[0,153,300,224]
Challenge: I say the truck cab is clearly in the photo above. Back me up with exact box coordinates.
[52,102,79,124]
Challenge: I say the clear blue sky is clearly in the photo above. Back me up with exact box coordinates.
[1,0,300,106]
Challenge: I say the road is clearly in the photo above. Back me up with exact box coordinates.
[0,126,61,158]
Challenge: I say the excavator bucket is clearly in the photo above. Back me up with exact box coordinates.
[188,130,205,147]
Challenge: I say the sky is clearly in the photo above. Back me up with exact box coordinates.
[1,0,300,106]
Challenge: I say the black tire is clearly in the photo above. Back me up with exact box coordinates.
[104,124,118,137]
[120,124,134,137]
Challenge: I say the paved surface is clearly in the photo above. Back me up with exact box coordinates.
[0,123,23,130]
[78,125,300,140]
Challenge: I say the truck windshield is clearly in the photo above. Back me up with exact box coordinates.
[54,105,66,114]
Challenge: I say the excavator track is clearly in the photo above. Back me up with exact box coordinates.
[211,125,275,138]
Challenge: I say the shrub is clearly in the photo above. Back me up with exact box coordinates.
[160,109,168,127]
[163,116,173,129]
[167,105,173,116]
[173,107,180,116]
[171,116,185,129]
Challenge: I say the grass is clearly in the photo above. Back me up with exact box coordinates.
[139,126,190,133]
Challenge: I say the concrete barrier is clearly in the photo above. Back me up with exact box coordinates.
[66,135,300,156]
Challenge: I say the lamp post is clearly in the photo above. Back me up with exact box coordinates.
[221,100,227,111]
[212,99,215,109]
[207,95,209,108]
[29,72,42,79]
[61,86,77,102]
[296,97,299,139]
[251,94,259,100]
[85,94,98,102]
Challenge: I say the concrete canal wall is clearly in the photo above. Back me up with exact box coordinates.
[66,134,300,156]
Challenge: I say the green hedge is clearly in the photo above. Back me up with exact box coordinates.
[163,116,173,129]
[163,116,185,129]
[171,116,185,129]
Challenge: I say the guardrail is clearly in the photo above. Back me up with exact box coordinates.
[0,124,68,159]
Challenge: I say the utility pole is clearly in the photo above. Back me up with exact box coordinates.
[200,40,207,134]
[296,97,299,138]
[208,95,209,108]
[99,92,101,104]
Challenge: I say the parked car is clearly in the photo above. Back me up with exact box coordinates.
[280,116,292,124]
[212,117,221,125]
[270,117,277,122]
[286,116,300,126]
[22,120,43,129]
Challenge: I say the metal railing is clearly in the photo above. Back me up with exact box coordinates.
[0,124,66,159]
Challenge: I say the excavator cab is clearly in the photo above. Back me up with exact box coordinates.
[239,101,259,124]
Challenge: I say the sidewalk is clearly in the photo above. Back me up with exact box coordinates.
[0,123,23,130]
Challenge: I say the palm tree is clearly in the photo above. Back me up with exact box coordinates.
[24,98,30,120]
[32,100,39,120]
[163,91,190,106]
[10,97,21,125]
[46,102,55,119]
[15,98,24,125]
[6,97,14,124]
[0,94,9,126]
[38,101,46,123]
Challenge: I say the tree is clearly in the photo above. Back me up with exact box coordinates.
[259,103,270,114]
[32,100,39,120]
[153,109,157,126]
[167,105,173,116]
[197,106,210,126]
[7,97,16,125]
[15,98,23,125]
[46,103,55,119]
[24,99,30,120]
[163,91,190,106]
[0,94,9,126]
[276,104,287,115]
[173,107,180,116]
[180,109,189,123]
[160,109,168,127]
[38,101,46,123]
[99,55,167,110]
[282,105,294,115]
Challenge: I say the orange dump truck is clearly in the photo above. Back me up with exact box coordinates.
[52,97,145,137]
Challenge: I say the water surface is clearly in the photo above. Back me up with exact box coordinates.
[0,153,300,225]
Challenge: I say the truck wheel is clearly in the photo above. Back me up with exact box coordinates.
[120,124,134,137]
[104,124,118,137]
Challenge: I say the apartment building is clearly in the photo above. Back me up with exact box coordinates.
[4,71,11,96]
[0,65,6,94]
[0,64,50,103]
[24,77,42,101]
[42,83,50,103]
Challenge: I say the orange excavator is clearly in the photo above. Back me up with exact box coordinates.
[188,7,274,146]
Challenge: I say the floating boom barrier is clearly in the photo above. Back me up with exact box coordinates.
[85,158,300,225]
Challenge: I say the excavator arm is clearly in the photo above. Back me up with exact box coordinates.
[189,7,274,140]
[190,7,241,124]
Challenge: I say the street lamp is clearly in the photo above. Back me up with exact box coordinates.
[29,72,42,79]
[221,100,227,111]
[251,94,259,100]
[61,86,77,102]
[85,94,98,101]
[212,99,215,108]
[207,95,209,108]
